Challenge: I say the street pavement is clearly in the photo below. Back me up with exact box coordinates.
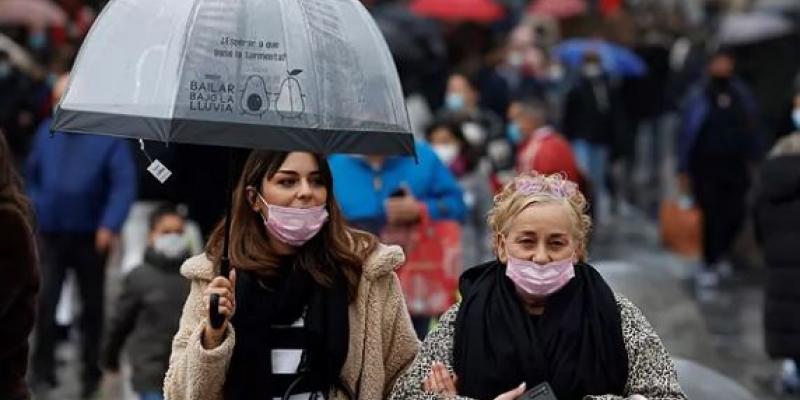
[591,208,786,400]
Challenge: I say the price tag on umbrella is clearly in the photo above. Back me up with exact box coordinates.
[140,139,172,183]
[147,159,172,183]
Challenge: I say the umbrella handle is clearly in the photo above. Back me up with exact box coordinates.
[208,148,235,331]
[209,294,225,329]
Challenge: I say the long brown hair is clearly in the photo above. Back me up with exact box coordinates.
[206,150,378,300]
[0,131,32,223]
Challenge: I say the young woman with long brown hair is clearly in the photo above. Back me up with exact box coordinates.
[0,131,39,400]
[164,151,419,400]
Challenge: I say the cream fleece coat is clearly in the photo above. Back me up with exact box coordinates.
[163,244,420,400]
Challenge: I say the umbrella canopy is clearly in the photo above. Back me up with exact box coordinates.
[717,12,795,46]
[54,0,414,157]
[554,38,647,77]
[409,0,505,23]
[0,0,68,30]
[527,0,586,19]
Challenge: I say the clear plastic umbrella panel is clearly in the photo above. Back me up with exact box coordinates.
[53,0,414,156]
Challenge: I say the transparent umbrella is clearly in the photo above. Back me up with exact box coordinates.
[53,0,414,156]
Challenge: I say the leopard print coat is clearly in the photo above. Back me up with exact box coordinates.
[389,295,687,400]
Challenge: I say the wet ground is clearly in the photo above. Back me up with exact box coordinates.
[592,209,787,400]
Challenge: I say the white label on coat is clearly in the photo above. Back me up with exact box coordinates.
[147,159,172,183]
[271,349,303,374]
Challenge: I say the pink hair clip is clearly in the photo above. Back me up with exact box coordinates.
[515,175,577,199]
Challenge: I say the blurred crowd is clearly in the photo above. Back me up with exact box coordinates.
[4,0,800,399]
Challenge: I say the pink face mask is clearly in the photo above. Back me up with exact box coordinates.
[505,249,575,296]
[257,194,329,247]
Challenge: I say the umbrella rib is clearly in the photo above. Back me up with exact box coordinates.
[358,3,405,132]
[168,0,206,138]
[295,0,325,149]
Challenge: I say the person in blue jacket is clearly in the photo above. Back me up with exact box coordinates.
[329,140,466,230]
[329,140,466,338]
[26,74,138,400]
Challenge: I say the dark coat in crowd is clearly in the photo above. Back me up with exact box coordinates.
[680,78,762,266]
[101,249,190,393]
[0,203,39,400]
[562,75,625,149]
[755,154,800,358]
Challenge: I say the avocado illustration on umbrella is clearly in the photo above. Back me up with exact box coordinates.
[275,69,306,119]
[240,75,270,116]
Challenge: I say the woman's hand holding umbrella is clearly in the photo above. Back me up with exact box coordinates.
[202,269,237,349]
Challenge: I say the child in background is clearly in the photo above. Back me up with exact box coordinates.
[101,204,192,400]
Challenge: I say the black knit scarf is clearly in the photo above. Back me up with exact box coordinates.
[453,260,628,400]
[224,261,349,400]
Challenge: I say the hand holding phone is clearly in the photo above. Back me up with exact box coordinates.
[389,186,408,198]
[385,185,421,224]
[516,382,557,400]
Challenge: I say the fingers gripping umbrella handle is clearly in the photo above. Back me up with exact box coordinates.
[209,149,234,331]
[209,294,225,329]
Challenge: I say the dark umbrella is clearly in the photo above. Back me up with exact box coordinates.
[53,0,414,328]
[372,3,447,94]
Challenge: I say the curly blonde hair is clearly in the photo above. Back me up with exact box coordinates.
[487,172,592,262]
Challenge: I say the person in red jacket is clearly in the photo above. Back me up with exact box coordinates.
[507,98,582,186]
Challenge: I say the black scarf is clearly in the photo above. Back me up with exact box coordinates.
[453,261,628,400]
[224,260,349,400]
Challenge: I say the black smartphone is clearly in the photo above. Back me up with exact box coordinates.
[517,382,557,400]
[389,187,407,198]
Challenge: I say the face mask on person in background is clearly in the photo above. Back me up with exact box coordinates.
[0,62,11,80]
[505,249,576,296]
[432,143,460,166]
[506,122,523,145]
[582,62,603,78]
[507,51,524,68]
[46,72,59,88]
[28,32,48,51]
[257,194,329,247]
[153,233,189,260]
[793,109,800,130]
[445,93,466,112]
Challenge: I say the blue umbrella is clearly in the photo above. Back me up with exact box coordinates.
[554,38,647,77]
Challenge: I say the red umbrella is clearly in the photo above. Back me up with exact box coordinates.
[0,0,67,29]
[527,0,586,19]
[600,0,622,15]
[410,0,505,23]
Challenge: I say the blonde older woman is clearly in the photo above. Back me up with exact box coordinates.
[390,173,687,400]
